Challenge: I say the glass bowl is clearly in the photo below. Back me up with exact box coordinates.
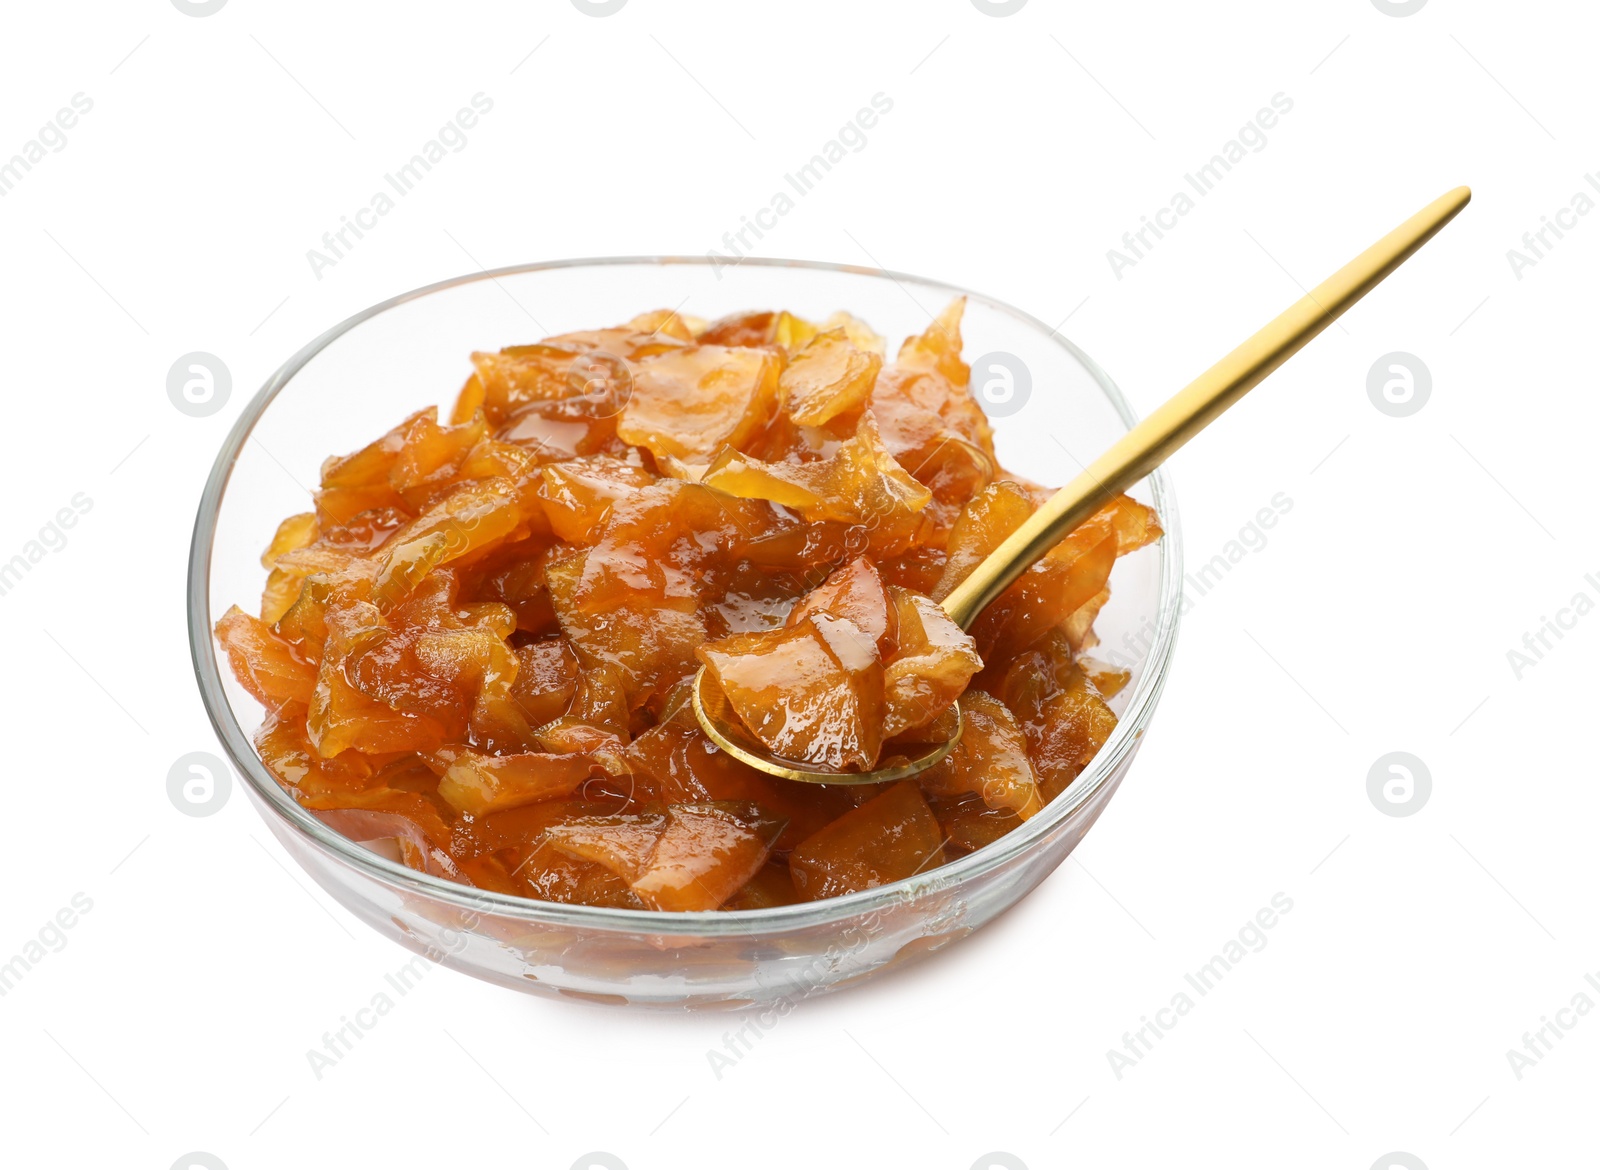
[187,257,1183,1009]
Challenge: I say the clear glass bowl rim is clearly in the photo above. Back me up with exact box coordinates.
[186,254,1185,937]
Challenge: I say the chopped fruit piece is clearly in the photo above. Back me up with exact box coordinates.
[497,383,634,463]
[1002,651,1120,802]
[372,479,522,609]
[218,299,1163,909]
[390,411,489,508]
[544,811,667,881]
[470,328,686,427]
[319,507,411,555]
[882,588,982,741]
[252,706,373,799]
[470,540,563,636]
[875,543,948,596]
[724,861,802,909]
[314,482,407,528]
[449,372,487,425]
[785,556,895,658]
[544,480,780,708]
[1060,585,1111,652]
[930,793,1022,856]
[817,310,886,356]
[216,606,317,710]
[917,691,1042,819]
[623,689,853,850]
[630,803,786,911]
[937,484,1160,661]
[878,304,991,454]
[549,564,708,712]
[543,803,784,911]
[868,385,993,514]
[625,308,697,341]
[699,616,885,772]
[533,661,631,757]
[1079,656,1131,699]
[788,782,944,899]
[262,512,318,569]
[897,297,971,388]
[695,309,835,354]
[697,310,779,347]
[438,751,599,816]
[700,412,930,548]
[470,347,575,418]
[510,640,580,727]
[536,456,657,544]
[315,804,462,879]
[781,329,883,426]
[772,310,819,352]
[863,299,998,535]
[617,345,782,463]
[513,851,645,908]
[306,596,449,758]
[931,482,1035,603]
[260,567,306,626]
[320,409,431,492]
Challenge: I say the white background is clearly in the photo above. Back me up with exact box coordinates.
[1,1,1594,1167]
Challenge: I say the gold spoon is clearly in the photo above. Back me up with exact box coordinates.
[694,186,1472,785]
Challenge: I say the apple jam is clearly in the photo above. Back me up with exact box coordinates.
[218,300,1159,910]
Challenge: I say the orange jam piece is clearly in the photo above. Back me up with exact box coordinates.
[630,803,786,911]
[543,810,668,882]
[931,794,1022,857]
[617,344,781,464]
[918,690,1043,819]
[781,328,883,426]
[1001,633,1122,802]
[788,781,944,899]
[785,556,896,658]
[216,606,317,710]
[881,586,982,741]
[699,617,886,772]
[219,299,1161,910]
[545,802,783,911]
[470,327,686,427]
[536,456,656,544]
[438,750,600,817]
[700,413,931,549]
[936,484,1160,662]
[623,687,854,850]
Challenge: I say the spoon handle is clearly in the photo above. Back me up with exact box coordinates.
[941,185,1471,631]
